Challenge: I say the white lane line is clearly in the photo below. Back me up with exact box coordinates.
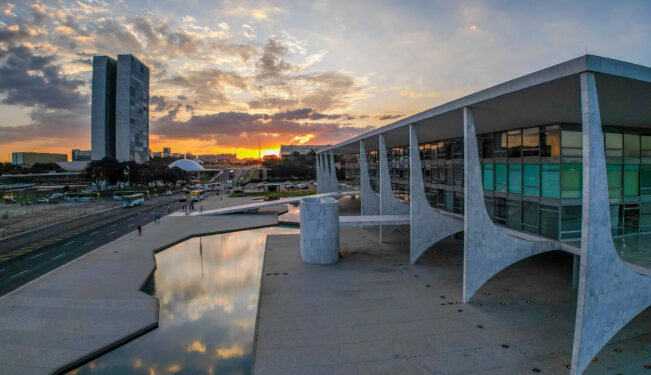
[0,268,6,273]
[51,253,66,261]
[128,223,134,227]
[111,223,118,227]
[84,241,94,246]
[10,270,29,279]
[64,241,75,245]
[90,231,99,236]
[108,231,117,236]
[31,253,44,259]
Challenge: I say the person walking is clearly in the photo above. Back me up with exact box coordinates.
[137,225,142,235]
[157,213,161,223]
[200,205,203,214]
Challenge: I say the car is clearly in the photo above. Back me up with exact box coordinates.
[165,190,172,196]
[179,197,187,202]
[38,198,49,204]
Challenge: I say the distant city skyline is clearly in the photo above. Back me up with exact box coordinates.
[1,0,650,162]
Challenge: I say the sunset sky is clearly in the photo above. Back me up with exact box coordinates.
[0,0,650,161]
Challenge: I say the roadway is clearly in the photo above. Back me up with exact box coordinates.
[0,193,202,297]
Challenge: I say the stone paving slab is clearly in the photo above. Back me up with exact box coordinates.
[253,227,650,375]
[0,196,282,375]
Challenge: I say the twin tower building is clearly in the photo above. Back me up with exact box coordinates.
[91,54,150,163]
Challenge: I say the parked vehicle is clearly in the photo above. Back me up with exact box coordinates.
[164,190,172,196]
[38,198,49,204]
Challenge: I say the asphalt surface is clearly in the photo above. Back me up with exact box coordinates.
[0,193,204,297]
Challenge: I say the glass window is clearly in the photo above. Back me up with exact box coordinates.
[623,133,640,158]
[522,127,539,156]
[453,164,463,187]
[561,129,582,156]
[483,164,494,191]
[607,164,623,197]
[541,164,560,198]
[481,135,494,158]
[507,130,522,158]
[444,190,454,212]
[495,163,507,192]
[623,164,640,196]
[523,164,540,196]
[495,132,507,158]
[641,135,651,157]
[541,125,560,157]
[605,131,623,157]
[454,192,464,215]
[437,142,445,160]
[623,204,639,234]
[493,197,507,225]
[540,205,559,239]
[508,164,522,194]
[445,166,453,185]
[507,200,522,230]
[611,204,622,236]
[437,189,445,208]
[561,163,582,198]
[561,206,582,240]
[641,165,651,196]
[523,202,539,234]
[640,203,651,233]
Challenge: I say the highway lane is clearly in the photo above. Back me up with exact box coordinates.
[0,194,197,297]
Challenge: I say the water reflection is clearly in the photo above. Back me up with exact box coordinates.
[69,226,298,375]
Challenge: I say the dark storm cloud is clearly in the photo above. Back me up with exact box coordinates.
[0,106,89,144]
[150,95,172,112]
[271,108,354,121]
[256,38,294,79]
[0,45,88,110]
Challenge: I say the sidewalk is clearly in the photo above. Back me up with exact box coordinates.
[0,196,281,375]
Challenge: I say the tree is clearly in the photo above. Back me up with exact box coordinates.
[82,157,122,192]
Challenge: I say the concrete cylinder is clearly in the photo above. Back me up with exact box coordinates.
[300,197,339,264]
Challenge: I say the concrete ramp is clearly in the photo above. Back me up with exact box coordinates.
[339,215,409,227]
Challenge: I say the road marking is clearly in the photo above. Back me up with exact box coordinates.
[10,270,29,279]
[108,231,117,236]
[51,253,65,260]
[128,223,134,227]
[84,241,94,246]
[111,223,118,227]
[64,241,75,245]
[0,268,5,272]
[90,231,99,236]
[31,253,44,259]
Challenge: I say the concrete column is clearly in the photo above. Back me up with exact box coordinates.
[409,125,463,264]
[360,141,380,215]
[329,150,338,192]
[300,197,339,264]
[462,107,559,302]
[316,153,323,194]
[570,72,651,375]
[379,134,409,215]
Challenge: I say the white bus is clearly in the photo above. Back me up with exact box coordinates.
[190,189,205,202]
[123,193,145,208]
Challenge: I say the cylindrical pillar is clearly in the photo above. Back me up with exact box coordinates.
[300,197,339,264]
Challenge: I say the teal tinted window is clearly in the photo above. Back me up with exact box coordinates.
[495,163,507,192]
[623,164,639,196]
[641,165,651,195]
[640,203,651,233]
[641,135,651,157]
[540,206,559,239]
[541,164,560,198]
[523,164,540,196]
[508,164,522,193]
[607,164,623,197]
[561,163,582,198]
[623,133,640,158]
[561,205,582,240]
[611,204,622,236]
[507,201,522,230]
[483,164,494,191]
[522,202,539,234]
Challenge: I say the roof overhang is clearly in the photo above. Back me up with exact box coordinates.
[319,55,651,154]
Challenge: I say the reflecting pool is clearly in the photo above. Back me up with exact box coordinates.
[69,226,298,375]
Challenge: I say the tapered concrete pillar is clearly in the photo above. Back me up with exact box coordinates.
[316,153,323,194]
[409,125,463,264]
[360,141,380,215]
[329,150,338,192]
[463,107,559,303]
[378,134,409,215]
[570,72,651,375]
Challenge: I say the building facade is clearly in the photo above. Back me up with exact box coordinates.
[116,54,150,163]
[71,149,92,161]
[317,55,650,375]
[11,152,67,166]
[90,56,117,161]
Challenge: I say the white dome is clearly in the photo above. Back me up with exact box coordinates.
[169,159,205,171]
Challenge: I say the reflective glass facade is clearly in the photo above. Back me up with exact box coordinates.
[343,124,651,241]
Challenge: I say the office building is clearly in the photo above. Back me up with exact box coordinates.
[71,149,92,161]
[11,152,67,166]
[91,54,149,163]
[316,55,650,375]
[91,56,117,160]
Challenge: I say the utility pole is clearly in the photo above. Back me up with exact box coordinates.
[258,135,261,160]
